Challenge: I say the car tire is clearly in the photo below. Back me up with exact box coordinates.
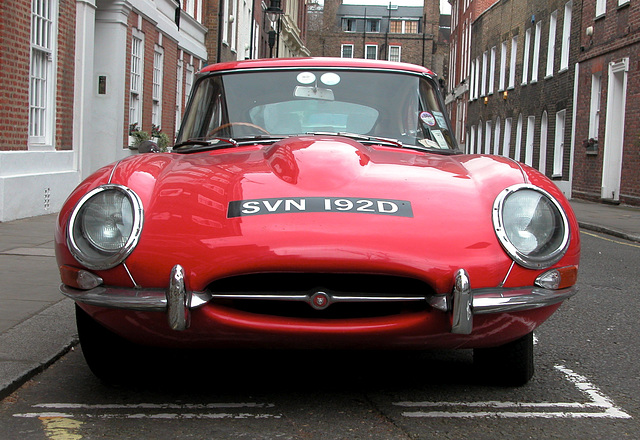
[75,304,139,384]
[473,331,534,386]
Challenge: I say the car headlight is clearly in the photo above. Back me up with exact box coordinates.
[67,184,143,270]
[492,184,570,269]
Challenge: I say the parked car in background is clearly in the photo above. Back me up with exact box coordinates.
[56,58,580,385]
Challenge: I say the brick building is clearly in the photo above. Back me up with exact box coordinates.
[572,0,639,205]
[448,0,639,206]
[0,0,208,221]
[461,0,578,198]
[306,0,449,78]
[205,0,310,62]
[446,0,499,148]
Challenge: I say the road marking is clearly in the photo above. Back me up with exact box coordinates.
[581,230,640,249]
[394,365,632,419]
[14,402,281,420]
[40,416,83,440]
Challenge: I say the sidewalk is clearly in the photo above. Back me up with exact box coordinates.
[1,200,639,399]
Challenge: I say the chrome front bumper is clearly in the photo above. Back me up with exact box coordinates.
[60,265,577,334]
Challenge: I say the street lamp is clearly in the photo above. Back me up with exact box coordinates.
[265,0,283,58]
[265,0,283,22]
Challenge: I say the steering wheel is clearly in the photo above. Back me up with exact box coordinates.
[207,122,270,137]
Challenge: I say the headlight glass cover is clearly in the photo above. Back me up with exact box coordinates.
[493,184,570,269]
[67,185,143,270]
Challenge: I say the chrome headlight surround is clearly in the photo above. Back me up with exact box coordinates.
[492,184,570,269]
[67,184,144,270]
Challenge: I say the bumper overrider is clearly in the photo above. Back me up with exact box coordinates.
[60,265,577,334]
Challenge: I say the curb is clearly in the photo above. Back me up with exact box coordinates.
[578,222,640,244]
[0,299,78,401]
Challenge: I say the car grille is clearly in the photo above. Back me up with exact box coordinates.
[206,273,433,319]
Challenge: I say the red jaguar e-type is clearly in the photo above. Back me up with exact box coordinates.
[56,58,579,385]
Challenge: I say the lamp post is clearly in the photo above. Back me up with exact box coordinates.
[265,0,284,58]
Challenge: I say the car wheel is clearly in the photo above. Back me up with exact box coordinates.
[473,331,534,386]
[75,304,139,384]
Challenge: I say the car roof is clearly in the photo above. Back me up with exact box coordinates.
[199,57,436,77]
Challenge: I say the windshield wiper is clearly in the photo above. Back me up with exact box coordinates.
[232,134,289,145]
[306,131,460,155]
[173,137,238,153]
[306,132,404,148]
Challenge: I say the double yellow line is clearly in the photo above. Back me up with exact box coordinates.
[580,230,640,249]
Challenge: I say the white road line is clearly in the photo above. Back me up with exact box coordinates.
[32,402,274,410]
[394,364,632,419]
[15,412,282,420]
[13,402,281,420]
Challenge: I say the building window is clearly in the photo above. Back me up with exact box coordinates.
[546,11,557,78]
[390,20,418,34]
[589,73,601,140]
[185,0,194,16]
[365,44,378,60]
[388,45,401,62]
[595,0,606,17]
[485,120,492,154]
[489,46,496,95]
[222,0,229,44]
[477,122,483,154]
[539,111,548,174]
[525,116,535,166]
[152,46,164,128]
[532,21,542,82]
[231,0,238,52]
[553,110,566,177]
[342,18,357,32]
[475,56,481,99]
[469,60,476,101]
[129,32,143,129]
[493,117,501,155]
[522,28,531,85]
[560,2,572,71]
[175,58,183,136]
[499,41,507,91]
[514,114,523,161]
[341,44,354,58]
[503,118,512,157]
[366,19,380,33]
[29,0,55,145]
[481,51,487,96]
[469,125,476,154]
[185,62,194,102]
[509,36,517,89]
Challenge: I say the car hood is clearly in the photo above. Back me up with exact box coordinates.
[81,136,532,291]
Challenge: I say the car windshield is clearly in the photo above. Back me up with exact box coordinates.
[177,68,457,151]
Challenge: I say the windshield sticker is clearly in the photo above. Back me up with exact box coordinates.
[420,112,436,126]
[296,72,316,84]
[321,73,341,86]
[228,197,413,218]
[432,111,447,128]
[431,130,449,149]
[418,138,440,149]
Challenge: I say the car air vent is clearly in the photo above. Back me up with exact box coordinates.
[207,273,433,319]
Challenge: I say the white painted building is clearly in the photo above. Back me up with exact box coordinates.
[0,0,207,222]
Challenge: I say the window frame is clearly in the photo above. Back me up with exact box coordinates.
[388,45,401,62]
[129,29,144,132]
[29,0,58,149]
[152,45,164,128]
[341,44,354,58]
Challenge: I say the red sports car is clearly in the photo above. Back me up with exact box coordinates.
[56,58,579,385]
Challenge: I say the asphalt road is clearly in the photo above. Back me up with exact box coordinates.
[1,230,638,439]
